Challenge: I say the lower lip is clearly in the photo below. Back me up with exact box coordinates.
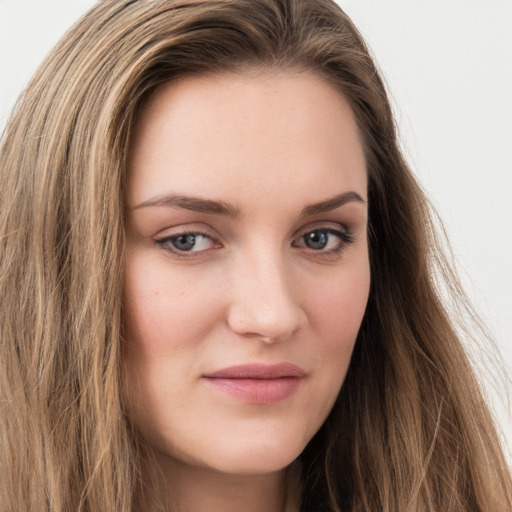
[203,377,302,404]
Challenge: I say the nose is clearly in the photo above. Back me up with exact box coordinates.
[226,252,308,343]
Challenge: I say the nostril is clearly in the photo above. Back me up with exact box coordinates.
[226,299,307,343]
[226,258,308,342]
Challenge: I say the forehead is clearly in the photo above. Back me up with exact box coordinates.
[127,70,367,208]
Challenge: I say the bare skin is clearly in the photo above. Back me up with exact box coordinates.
[124,69,369,512]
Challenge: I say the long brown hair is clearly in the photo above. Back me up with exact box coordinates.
[1,1,510,510]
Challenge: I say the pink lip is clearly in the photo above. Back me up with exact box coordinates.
[202,363,305,404]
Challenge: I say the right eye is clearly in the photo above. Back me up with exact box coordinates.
[155,232,219,255]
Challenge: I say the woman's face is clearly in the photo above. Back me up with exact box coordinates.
[123,70,370,476]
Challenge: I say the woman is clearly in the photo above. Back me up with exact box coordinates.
[0,0,510,511]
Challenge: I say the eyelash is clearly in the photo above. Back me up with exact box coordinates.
[154,226,354,259]
[155,231,220,258]
[292,227,354,256]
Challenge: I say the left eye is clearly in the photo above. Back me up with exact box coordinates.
[157,232,216,253]
[295,228,351,251]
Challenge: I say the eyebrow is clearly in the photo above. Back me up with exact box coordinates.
[133,190,365,217]
[300,191,365,216]
[134,194,241,217]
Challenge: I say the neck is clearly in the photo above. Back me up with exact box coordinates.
[136,450,301,512]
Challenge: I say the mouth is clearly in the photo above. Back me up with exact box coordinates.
[202,363,305,404]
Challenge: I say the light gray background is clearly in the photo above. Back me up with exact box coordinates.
[1,1,510,456]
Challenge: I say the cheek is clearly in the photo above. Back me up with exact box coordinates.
[294,258,370,442]
[123,253,221,355]
[299,256,370,420]
[306,258,369,400]
[307,260,370,350]
[121,254,222,441]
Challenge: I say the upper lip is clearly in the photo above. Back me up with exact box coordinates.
[203,363,305,379]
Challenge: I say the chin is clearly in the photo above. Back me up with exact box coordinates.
[159,429,309,476]
[207,448,301,476]
[199,455,300,477]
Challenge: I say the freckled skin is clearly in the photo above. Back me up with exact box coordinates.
[123,71,370,505]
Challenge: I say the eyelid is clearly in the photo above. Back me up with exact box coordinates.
[292,222,355,258]
[153,221,355,259]
[292,220,351,240]
[153,222,219,239]
[154,225,223,257]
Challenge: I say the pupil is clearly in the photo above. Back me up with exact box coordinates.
[172,234,196,251]
[305,231,328,250]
